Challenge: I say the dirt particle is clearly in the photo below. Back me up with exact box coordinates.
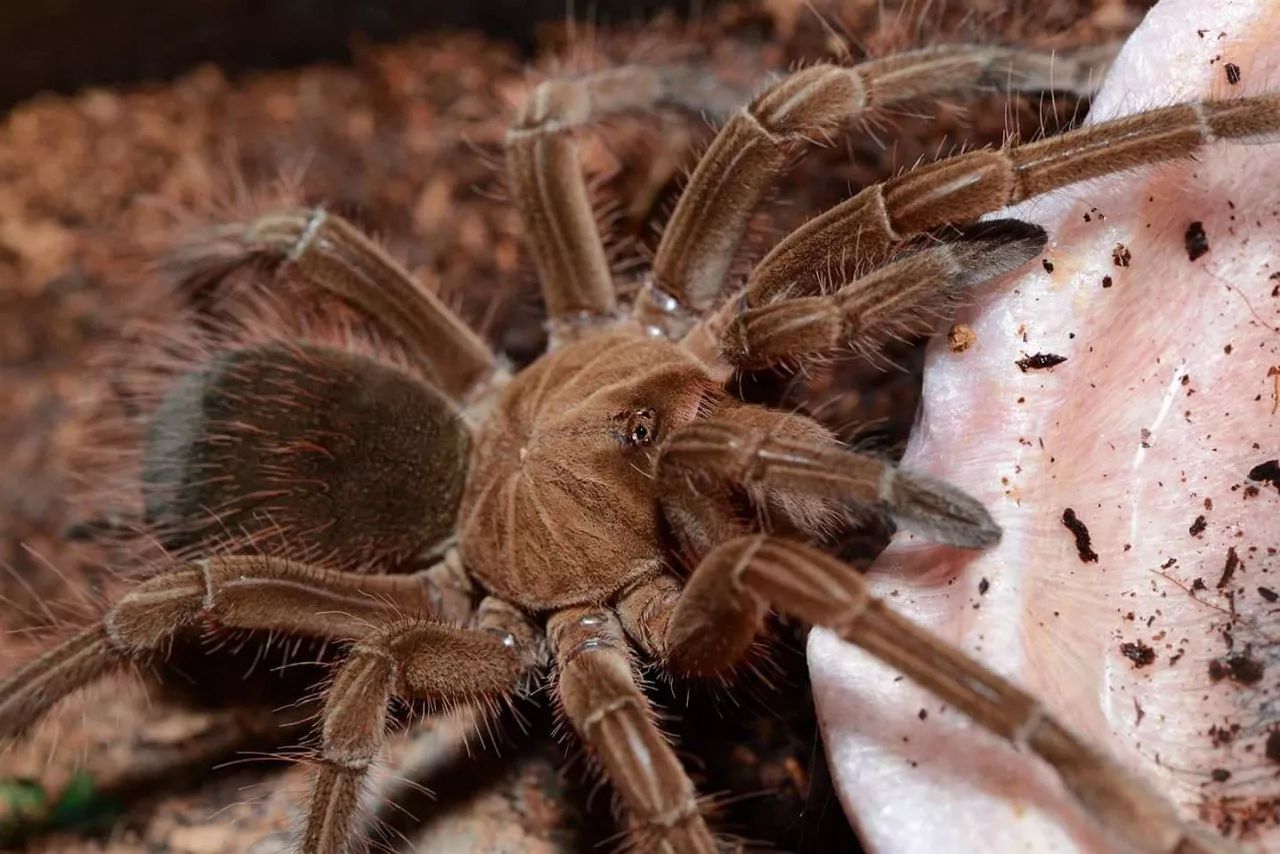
[1258,586,1277,603]
[918,709,927,721]
[1216,547,1239,590]
[1192,577,1208,591]
[1016,353,1067,372]
[1190,515,1208,537]
[1042,258,1054,274]
[1101,275,1113,288]
[1225,62,1241,85]
[1185,221,1210,261]
[1211,652,1265,685]
[1247,459,1280,491]
[1061,508,1098,563]
[1120,641,1156,668]
[978,577,989,595]
[1211,768,1232,782]
[947,323,976,354]
[1228,654,1265,684]
[1267,731,1280,763]
[1112,243,1131,267]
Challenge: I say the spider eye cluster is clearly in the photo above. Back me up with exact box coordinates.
[622,408,658,448]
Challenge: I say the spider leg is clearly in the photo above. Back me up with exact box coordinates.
[168,208,494,399]
[0,555,469,740]
[506,66,744,346]
[747,92,1280,307]
[639,44,1112,333]
[659,407,1000,549]
[303,597,537,853]
[549,606,716,852]
[720,219,1046,370]
[680,91,1280,370]
[619,536,1228,854]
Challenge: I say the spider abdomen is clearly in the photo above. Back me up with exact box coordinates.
[142,342,468,569]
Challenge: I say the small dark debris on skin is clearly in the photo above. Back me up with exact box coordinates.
[1260,587,1278,603]
[1061,508,1099,563]
[1267,731,1280,763]
[918,709,927,721]
[1190,514,1208,537]
[1042,258,1055,273]
[1225,62,1241,85]
[1120,640,1156,668]
[1211,768,1232,783]
[1112,243,1131,266]
[1217,546,1239,590]
[1017,353,1068,372]
[1247,459,1280,491]
[1101,275,1113,288]
[1208,652,1266,685]
[978,577,990,595]
[1193,577,1208,592]
[1185,221,1210,261]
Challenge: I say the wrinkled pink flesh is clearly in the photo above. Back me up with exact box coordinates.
[809,0,1280,850]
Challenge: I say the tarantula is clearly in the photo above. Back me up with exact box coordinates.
[2,43,1278,852]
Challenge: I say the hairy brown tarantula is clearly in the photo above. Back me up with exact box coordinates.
[2,43,1279,852]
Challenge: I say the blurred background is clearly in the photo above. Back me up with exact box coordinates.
[0,0,1148,850]
[0,0,714,109]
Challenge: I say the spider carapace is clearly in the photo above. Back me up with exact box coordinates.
[462,329,721,610]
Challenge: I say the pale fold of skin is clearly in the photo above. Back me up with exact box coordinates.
[809,0,1280,851]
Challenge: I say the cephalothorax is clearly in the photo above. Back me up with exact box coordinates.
[2,41,1278,853]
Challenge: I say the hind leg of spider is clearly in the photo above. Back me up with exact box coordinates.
[505,65,746,345]
[549,606,716,853]
[303,597,537,853]
[636,43,1112,334]
[168,208,494,399]
[0,555,469,741]
[618,537,1227,854]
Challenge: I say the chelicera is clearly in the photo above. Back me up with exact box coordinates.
[2,43,1277,853]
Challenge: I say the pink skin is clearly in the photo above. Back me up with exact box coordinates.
[809,0,1280,851]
